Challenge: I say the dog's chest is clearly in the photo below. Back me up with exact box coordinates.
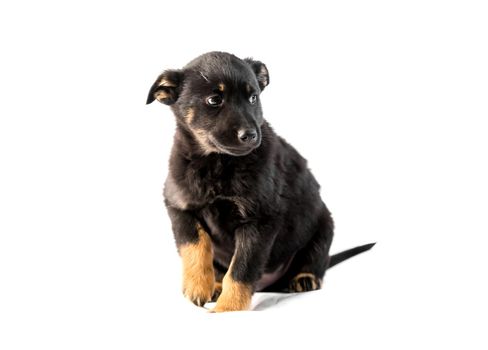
[178,155,252,206]
[200,198,243,229]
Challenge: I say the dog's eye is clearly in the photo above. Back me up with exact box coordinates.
[206,95,223,107]
[249,95,257,104]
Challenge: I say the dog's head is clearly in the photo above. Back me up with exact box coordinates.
[147,52,269,156]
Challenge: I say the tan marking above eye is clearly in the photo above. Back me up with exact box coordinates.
[218,83,225,92]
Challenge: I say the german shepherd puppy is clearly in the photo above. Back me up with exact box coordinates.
[147,52,374,312]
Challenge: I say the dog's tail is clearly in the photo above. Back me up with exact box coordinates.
[328,243,376,268]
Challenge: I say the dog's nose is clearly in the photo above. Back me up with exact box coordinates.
[238,129,258,144]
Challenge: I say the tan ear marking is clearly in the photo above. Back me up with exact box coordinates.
[158,78,177,88]
[155,90,170,101]
[258,65,269,87]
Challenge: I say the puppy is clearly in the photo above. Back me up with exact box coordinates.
[147,52,374,312]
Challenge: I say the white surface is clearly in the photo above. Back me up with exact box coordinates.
[1,0,487,349]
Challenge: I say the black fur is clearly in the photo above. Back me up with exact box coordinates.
[147,52,374,297]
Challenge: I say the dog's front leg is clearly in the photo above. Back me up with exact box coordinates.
[211,224,274,313]
[166,207,215,307]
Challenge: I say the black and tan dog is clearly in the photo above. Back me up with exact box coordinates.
[147,52,374,312]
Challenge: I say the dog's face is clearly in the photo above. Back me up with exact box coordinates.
[147,52,269,156]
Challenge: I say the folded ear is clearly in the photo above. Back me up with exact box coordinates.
[146,69,183,105]
[244,58,269,91]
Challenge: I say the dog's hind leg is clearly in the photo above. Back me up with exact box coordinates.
[266,209,334,293]
[289,210,334,292]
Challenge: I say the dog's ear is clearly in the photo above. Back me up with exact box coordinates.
[146,70,183,105]
[244,58,269,91]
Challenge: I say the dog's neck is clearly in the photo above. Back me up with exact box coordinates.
[166,121,277,209]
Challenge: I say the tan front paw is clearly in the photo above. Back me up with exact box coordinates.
[183,271,215,307]
[210,278,252,313]
[180,224,215,307]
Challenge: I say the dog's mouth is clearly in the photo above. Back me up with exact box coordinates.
[209,135,261,156]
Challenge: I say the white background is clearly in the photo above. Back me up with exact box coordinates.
[1,0,487,349]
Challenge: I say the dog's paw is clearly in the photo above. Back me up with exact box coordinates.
[209,279,252,313]
[183,272,215,307]
[180,224,215,307]
[289,273,321,292]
